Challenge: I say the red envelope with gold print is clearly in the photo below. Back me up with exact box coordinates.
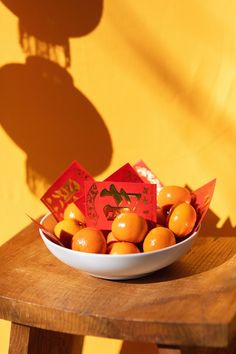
[192,179,216,231]
[133,160,163,193]
[105,163,144,183]
[41,160,94,221]
[84,181,157,229]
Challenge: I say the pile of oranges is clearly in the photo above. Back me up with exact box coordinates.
[53,185,198,255]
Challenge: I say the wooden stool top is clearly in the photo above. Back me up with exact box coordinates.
[0,220,235,348]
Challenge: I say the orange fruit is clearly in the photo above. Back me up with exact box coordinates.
[107,231,119,245]
[168,202,197,237]
[72,227,107,254]
[63,203,86,224]
[54,219,83,248]
[157,186,191,209]
[111,212,148,243]
[108,242,140,255]
[143,226,176,252]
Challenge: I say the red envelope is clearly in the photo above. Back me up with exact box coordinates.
[85,181,157,229]
[41,160,94,221]
[105,163,144,183]
[192,179,216,231]
[133,160,163,193]
[27,215,65,247]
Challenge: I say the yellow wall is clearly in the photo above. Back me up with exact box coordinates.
[1,1,236,353]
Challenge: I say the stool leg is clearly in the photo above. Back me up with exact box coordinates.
[8,323,30,354]
[9,322,84,354]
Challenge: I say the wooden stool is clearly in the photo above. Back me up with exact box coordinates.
[0,220,235,354]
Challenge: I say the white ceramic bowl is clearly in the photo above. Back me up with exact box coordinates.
[39,213,199,280]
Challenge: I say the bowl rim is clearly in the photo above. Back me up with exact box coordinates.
[39,212,199,258]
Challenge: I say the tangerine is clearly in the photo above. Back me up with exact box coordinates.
[143,226,176,252]
[108,241,140,255]
[111,212,148,243]
[157,186,191,209]
[72,227,107,254]
[168,202,197,237]
[106,231,119,245]
[54,219,83,248]
[63,203,86,224]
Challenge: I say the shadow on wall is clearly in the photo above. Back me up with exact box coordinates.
[1,0,104,67]
[199,209,236,237]
[0,0,113,197]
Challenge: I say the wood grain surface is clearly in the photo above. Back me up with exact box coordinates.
[0,220,235,349]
